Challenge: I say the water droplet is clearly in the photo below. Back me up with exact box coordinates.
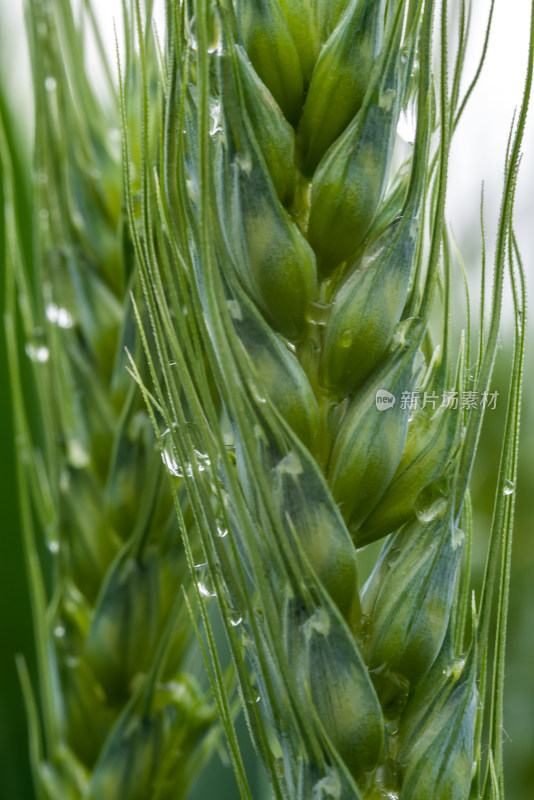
[255,694,261,703]
[311,771,341,799]
[503,479,515,496]
[230,616,243,627]
[444,656,466,679]
[186,21,198,52]
[25,343,50,363]
[236,151,252,175]
[308,300,331,327]
[394,316,419,348]
[226,299,242,320]
[304,607,330,639]
[67,438,90,469]
[54,625,66,638]
[194,450,211,471]
[217,526,228,538]
[275,451,302,476]
[414,494,447,524]
[397,105,417,145]
[194,563,216,597]
[44,525,59,554]
[46,303,73,329]
[186,178,198,204]
[208,41,223,56]
[339,329,353,349]
[251,385,267,404]
[207,10,222,55]
[59,470,70,493]
[451,526,465,550]
[379,87,396,110]
[386,547,402,568]
[168,453,186,477]
[45,76,57,92]
[359,614,373,645]
[209,101,223,136]
[160,429,211,477]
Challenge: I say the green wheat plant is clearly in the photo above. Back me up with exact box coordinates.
[2,0,532,798]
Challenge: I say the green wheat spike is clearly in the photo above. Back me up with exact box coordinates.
[4,0,533,798]
[131,0,531,796]
[4,1,218,798]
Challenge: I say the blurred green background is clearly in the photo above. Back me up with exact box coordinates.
[0,264,36,798]
[1,1,533,799]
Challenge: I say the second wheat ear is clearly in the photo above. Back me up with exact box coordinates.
[4,2,218,797]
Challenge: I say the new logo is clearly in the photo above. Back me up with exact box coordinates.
[375,390,396,411]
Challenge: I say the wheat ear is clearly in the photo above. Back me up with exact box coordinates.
[3,2,218,798]
[5,0,532,797]
[128,0,533,797]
